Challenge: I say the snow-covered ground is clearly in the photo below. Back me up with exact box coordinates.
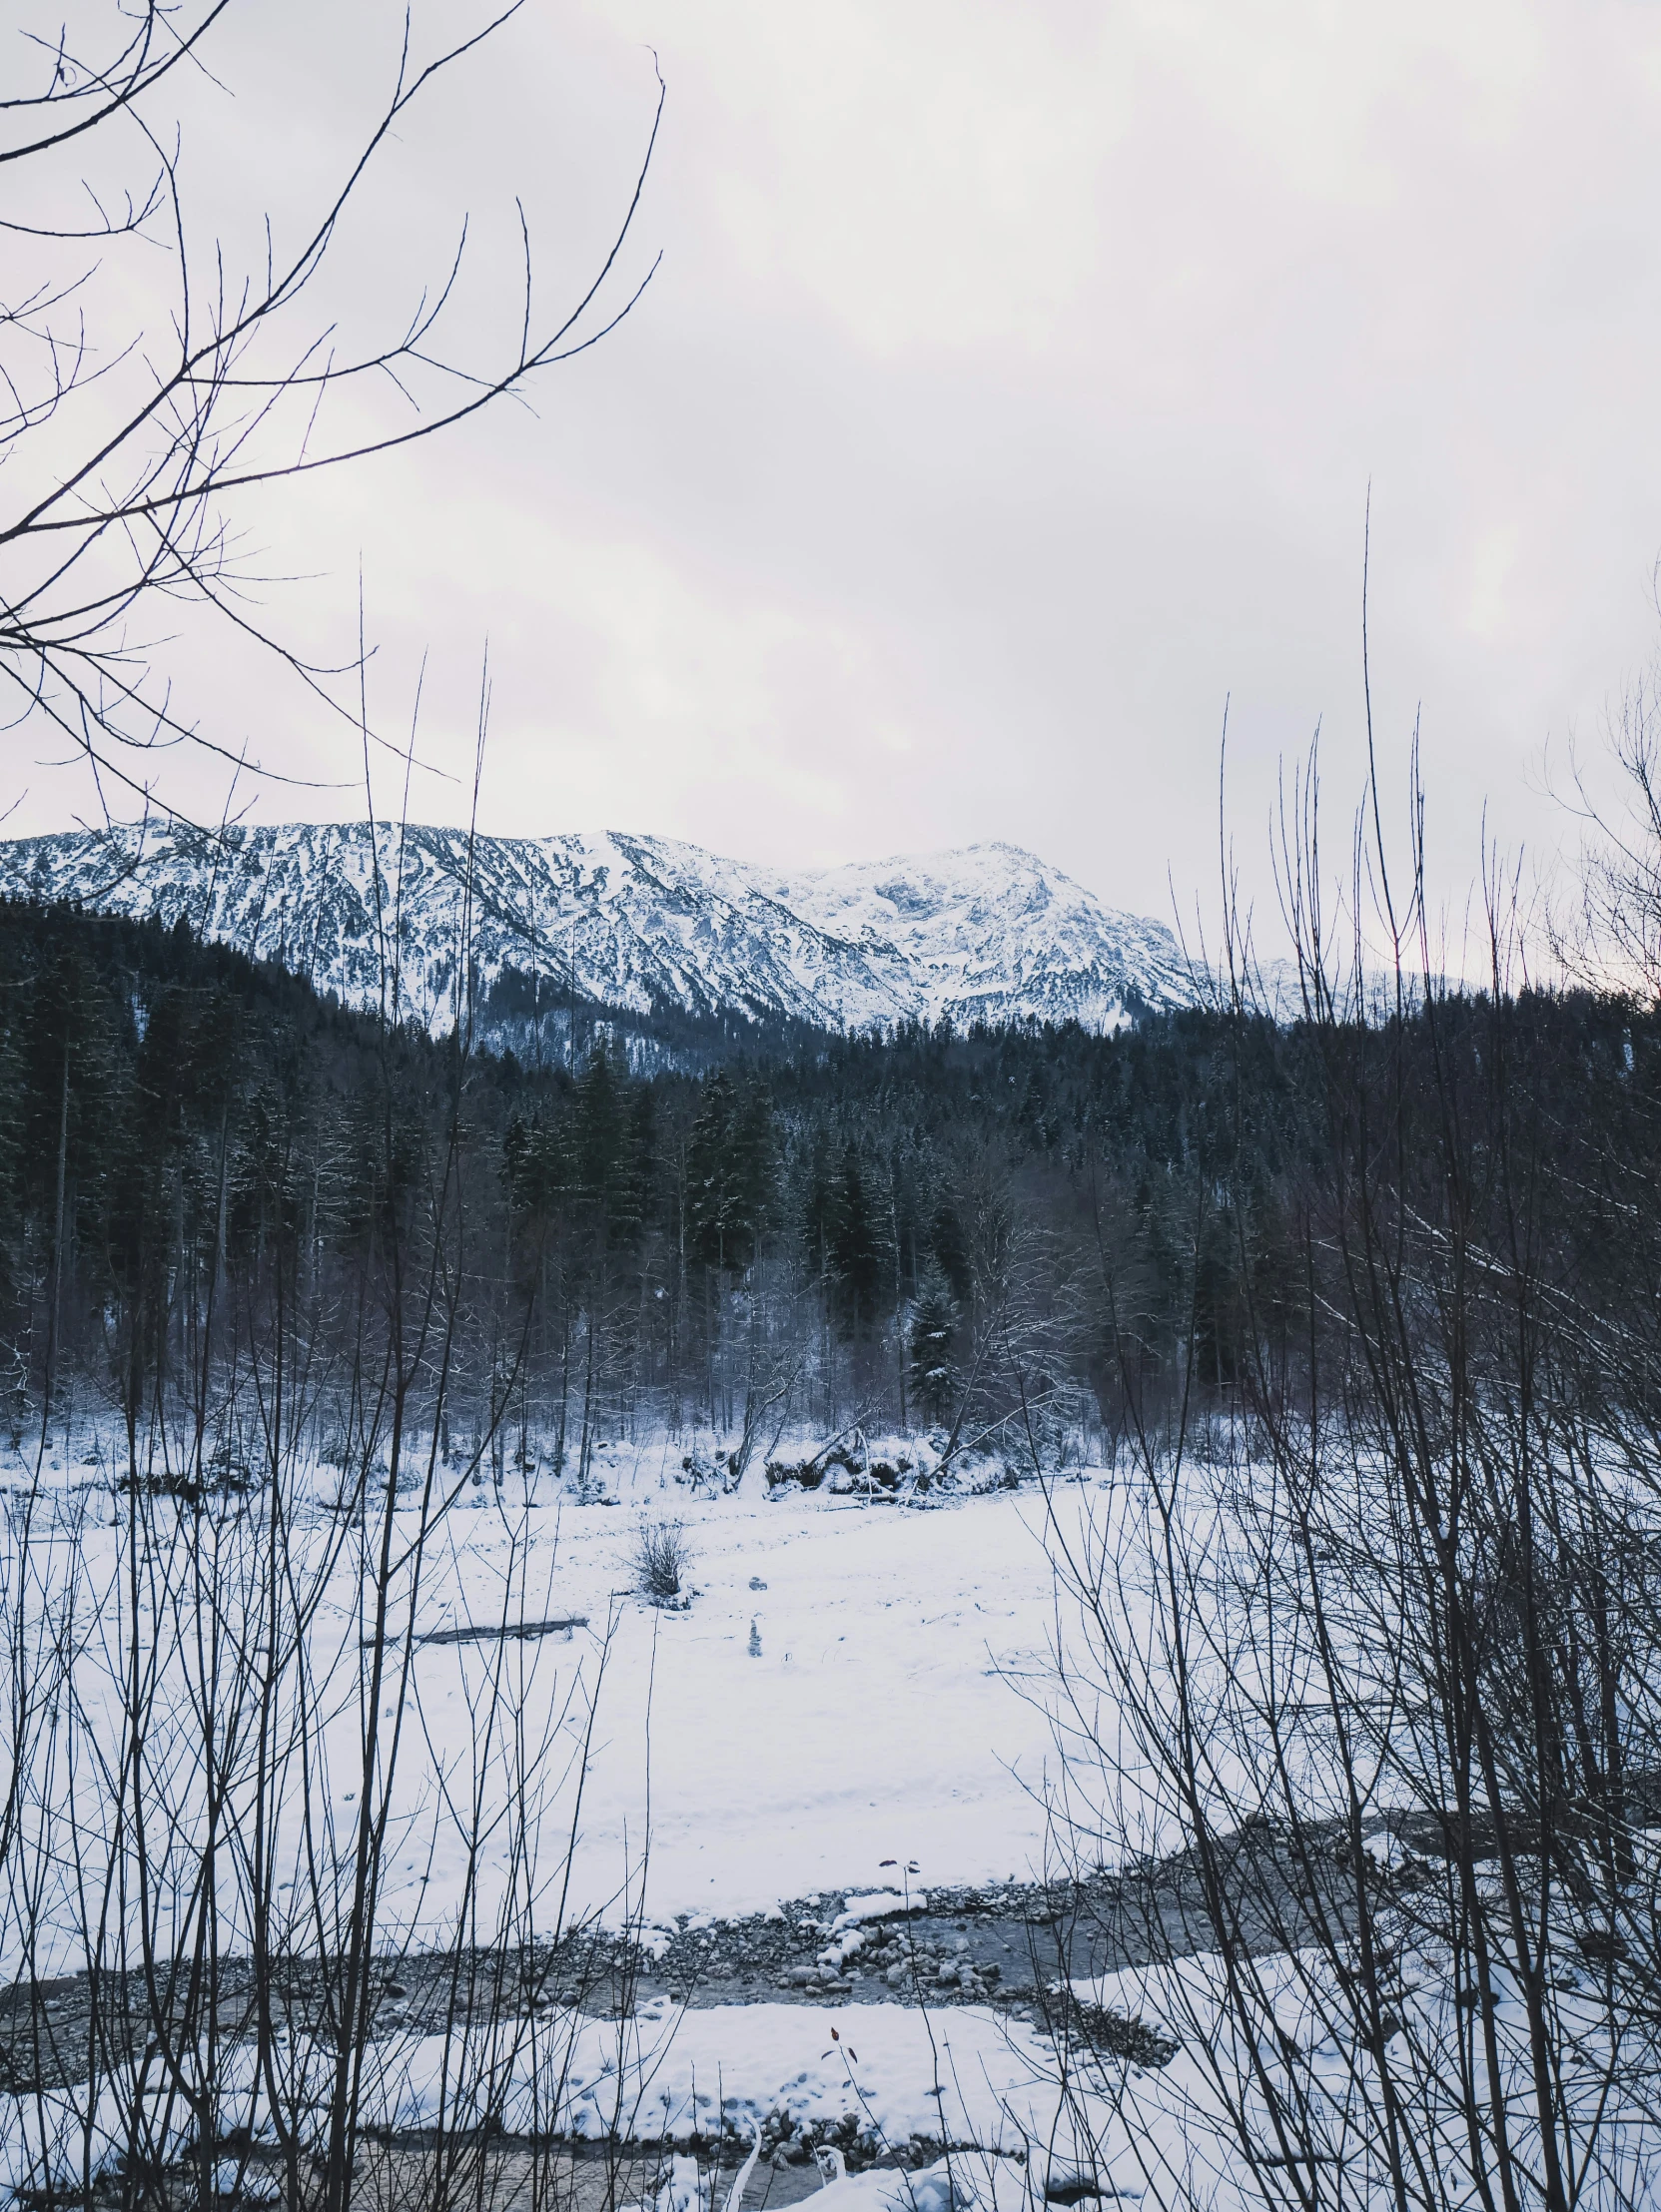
[0,1447,1119,1972]
[439,1475,1081,1925]
[8,1947,1645,2212]
[0,1444,1651,2208]
[0,1452,1138,2195]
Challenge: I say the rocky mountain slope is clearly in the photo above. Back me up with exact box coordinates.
[0,822,1197,1038]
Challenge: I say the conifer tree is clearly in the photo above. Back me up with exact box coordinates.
[908,1263,959,1423]
[685,1070,775,1272]
[828,1140,885,1333]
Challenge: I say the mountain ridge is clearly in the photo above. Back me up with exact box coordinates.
[0,821,1199,1041]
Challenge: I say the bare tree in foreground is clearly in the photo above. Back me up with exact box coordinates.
[0,0,661,826]
[1036,732,1661,2212]
[0,792,672,2211]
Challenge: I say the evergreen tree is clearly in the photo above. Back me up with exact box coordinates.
[685,1070,775,1271]
[929,1196,973,1305]
[827,1140,885,1333]
[569,1048,637,1245]
[908,1263,959,1422]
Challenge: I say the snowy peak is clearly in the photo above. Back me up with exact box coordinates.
[781,841,1191,1031]
[0,823,1197,1038]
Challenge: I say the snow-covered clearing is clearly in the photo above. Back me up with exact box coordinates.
[3,1444,1645,2208]
[531,1479,1076,1923]
[0,1449,1116,1976]
[0,1454,1145,2195]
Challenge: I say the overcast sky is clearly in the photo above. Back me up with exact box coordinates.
[11,0,1661,949]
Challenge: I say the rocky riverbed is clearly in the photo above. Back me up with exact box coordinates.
[0,1821,1369,2100]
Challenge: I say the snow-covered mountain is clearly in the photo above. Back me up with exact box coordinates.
[0,822,1198,1037]
[771,846,1192,1032]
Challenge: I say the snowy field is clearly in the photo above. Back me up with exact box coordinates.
[446,1474,1082,1924]
[1,1443,1641,2209]
[0,1445,1109,1967]
[0,1446,1147,2195]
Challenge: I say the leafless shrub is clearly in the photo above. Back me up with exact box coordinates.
[0,780,659,2210]
[632,1518,691,1604]
[1034,671,1661,2211]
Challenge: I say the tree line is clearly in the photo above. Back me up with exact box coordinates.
[4,894,1659,1489]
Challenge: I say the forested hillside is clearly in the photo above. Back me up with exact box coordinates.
[3,895,1656,1487]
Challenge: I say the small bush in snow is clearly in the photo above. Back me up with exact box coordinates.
[633,1518,691,1603]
